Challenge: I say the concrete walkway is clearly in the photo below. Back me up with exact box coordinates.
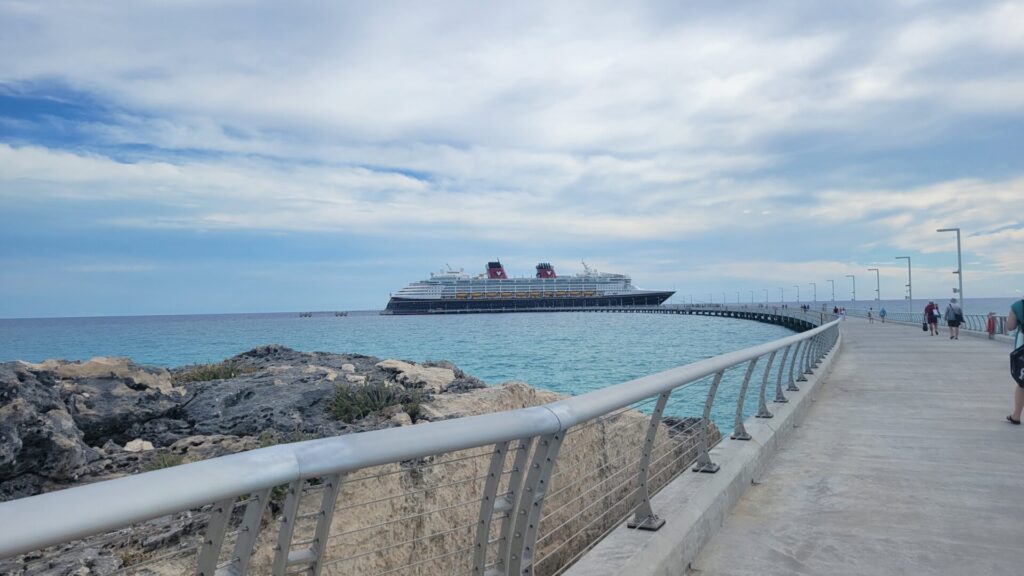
[689,317,1023,575]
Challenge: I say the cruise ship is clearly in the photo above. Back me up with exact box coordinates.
[383,261,674,314]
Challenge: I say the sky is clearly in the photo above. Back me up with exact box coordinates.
[1,0,1023,317]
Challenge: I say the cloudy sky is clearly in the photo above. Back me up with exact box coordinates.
[1,0,1022,317]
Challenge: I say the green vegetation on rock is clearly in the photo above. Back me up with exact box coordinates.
[142,452,184,472]
[329,382,423,423]
[172,361,257,384]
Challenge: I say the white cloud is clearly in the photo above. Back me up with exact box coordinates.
[1,0,1023,309]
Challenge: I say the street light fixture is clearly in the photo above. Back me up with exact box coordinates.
[779,287,784,304]
[764,288,769,304]
[845,274,856,303]
[895,256,912,313]
[827,279,835,302]
[867,268,880,301]
[750,290,755,304]
[793,285,800,303]
[809,282,817,303]
[937,227,964,312]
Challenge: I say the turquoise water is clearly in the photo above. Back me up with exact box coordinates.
[0,311,798,427]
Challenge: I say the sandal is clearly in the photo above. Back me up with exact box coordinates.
[1008,416,1021,425]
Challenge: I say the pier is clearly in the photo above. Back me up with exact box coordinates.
[0,307,1018,575]
[688,315,1022,575]
[568,312,1021,576]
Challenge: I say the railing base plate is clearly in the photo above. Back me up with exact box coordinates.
[692,462,720,474]
[627,514,666,531]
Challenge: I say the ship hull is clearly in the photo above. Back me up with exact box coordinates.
[383,291,675,315]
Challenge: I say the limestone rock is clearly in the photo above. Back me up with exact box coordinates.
[181,369,344,438]
[389,412,413,427]
[341,363,356,373]
[170,435,260,464]
[123,439,154,452]
[25,356,180,396]
[419,380,562,420]
[345,374,366,384]
[0,363,100,500]
[375,359,456,393]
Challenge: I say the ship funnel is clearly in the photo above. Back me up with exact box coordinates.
[535,262,557,278]
[486,261,508,279]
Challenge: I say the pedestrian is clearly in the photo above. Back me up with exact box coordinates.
[833,306,839,314]
[868,307,874,323]
[879,306,887,323]
[1007,298,1023,425]
[924,301,939,335]
[945,298,963,340]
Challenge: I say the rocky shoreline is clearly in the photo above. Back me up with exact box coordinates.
[1,345,486,503]
[1,345,715,575]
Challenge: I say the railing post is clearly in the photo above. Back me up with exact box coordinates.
[508,432,564,575]
[474,441,512,574]
[774,344,791,403]
[756,350,777,418]
[491,437,534,576]
[788,340,803,390]
[798,338,812,380]
[222,487,273,576]
[628,392,670,531]
[271,480,303,575]
[195,497,236,576]
[731,358,760,440]
[693,370,724,473]
[307,473,342,576]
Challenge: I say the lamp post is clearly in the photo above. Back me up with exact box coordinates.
[793,285,800,304]
[708,293,713,305]
[809,282,817,303]
[778,287,784,304]
[750,290,755,304]
[827,279,835,302]
[722,292,727,306]
[764,289,769,304]
[868,268,880,301]
[937,227,963,312]
[845,274,856,304]
[737,291,740,304]
[895,256,912,313]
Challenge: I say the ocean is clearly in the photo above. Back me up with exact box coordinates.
[0,310,806,428]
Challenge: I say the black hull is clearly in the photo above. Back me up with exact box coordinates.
[383,292,675,315]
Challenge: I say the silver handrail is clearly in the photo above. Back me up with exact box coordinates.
[840,307,1009,334]
[0,307,841,576]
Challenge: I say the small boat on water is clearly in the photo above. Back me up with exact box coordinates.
[383,260,674,315]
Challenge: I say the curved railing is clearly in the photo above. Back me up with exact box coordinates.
[0,308,840,576]
[839,307,1010,335]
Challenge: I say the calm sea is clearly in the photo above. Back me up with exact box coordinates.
[0,310,809,427]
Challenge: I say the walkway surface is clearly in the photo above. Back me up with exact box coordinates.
[689,317,1023,575]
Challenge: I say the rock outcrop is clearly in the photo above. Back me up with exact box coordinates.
[0,347,713,576]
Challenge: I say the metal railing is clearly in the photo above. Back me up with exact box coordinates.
[0,308,840,576]
[837,307,1010,335]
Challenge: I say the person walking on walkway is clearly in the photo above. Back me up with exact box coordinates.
[868,307,874,323]
[925,301,939,335]
[945,298,963,339]
[879,306,887,323]
[1008,299,1023,425]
